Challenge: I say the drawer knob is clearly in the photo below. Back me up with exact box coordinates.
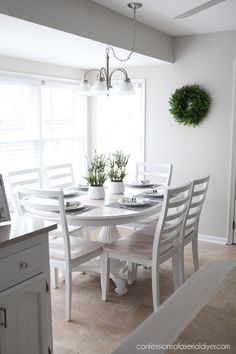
[20,262,28,269]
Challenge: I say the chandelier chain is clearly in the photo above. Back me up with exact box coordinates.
[107,6,137,62]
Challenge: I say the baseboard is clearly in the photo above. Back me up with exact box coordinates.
[198,233,227,245]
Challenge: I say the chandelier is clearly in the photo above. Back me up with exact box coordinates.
[79,2,143,96]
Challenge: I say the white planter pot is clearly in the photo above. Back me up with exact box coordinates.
[109,181,124,194]
[88,185,105,200]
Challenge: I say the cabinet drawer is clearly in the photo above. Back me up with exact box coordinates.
[0,243,47,289]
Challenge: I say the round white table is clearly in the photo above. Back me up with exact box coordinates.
[67,187,162,241]
[66,187,162,295]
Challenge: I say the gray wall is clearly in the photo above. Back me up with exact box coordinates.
[125,31,236,239]
[0,0,173,63]
[0,55,84,79]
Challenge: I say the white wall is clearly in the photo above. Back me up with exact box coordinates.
[125,31,236,239]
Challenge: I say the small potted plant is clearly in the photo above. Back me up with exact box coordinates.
[84,151,107,199]
[107,150,130,194]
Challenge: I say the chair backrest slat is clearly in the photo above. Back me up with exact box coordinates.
[45,163,75,189]
[135,162,172,186]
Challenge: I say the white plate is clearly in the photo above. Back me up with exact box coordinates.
[118,197,151,207]
[65,201,85,211]
[128,181,157,188]
[63,189,80,197]
[142,189,165,197]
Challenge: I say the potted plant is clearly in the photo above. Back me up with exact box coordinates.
[107,150,130,194]
[84,151,107,199]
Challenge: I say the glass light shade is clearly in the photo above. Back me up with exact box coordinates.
[91,77,108,95]
[79,80,91,94]
[118,78,135,95]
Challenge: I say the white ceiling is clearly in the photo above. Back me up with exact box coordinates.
[92,0,236,36]
[0,0,235,69]
[0,13,165,69]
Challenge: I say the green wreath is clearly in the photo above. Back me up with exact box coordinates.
[169,84,211,127]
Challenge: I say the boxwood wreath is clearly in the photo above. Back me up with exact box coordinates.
[169,84,211,127]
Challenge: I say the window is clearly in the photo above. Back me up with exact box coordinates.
[41,83,87,180]
[93,79,145,181]
[0,75,87,181]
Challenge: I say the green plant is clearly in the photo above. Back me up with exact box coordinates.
[107,150,130,182]
[84,151,107,186]
[169,84,211,127]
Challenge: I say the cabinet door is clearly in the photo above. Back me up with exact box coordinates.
[0,273,51,354]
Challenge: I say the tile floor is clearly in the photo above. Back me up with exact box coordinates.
[52,231,236,354]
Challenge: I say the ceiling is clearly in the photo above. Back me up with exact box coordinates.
[92,0,236,36]
[0,0,235,70]
[0,13,164,69]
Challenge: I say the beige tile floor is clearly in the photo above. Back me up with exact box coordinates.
[52,230,236,354]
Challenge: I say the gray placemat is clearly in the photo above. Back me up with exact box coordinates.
[66,205,97,215]
[125,183,161,189]
[106,201,160,212]
[134,193,164,201]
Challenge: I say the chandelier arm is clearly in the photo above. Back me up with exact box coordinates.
[109,68,129,82]
[83,69,101,80]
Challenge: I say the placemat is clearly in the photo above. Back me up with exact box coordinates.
[66,205,97,215]
[125,183,161,189]
[106,201,160,212]
[134,192,164,201]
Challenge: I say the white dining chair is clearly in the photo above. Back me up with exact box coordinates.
[17,186,105,321]
[101,181,193,310]
[44,163,75,189]
[179,175,210,284]
[7,167,43,214]
[44,163,89,237]
[126,162,173,230]
[135,162,173,185]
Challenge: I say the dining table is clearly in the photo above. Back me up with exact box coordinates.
[64,183,164,295]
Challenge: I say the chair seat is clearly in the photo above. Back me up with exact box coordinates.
[49,236,105,260]
[136,214,160,226]
[49,224,83,238]
[103,232,173,260]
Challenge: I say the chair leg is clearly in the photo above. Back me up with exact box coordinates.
[128,262,137,285]
[65,266,72,322]
[51,267,59,289]
[101,252,110,301]
[151,265,160,311]
[192,236,199,272]
[178,246,185,286]
[172,252,180,291]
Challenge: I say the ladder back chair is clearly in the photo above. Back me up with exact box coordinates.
[135,162,173,186]
[45,163,75,189]
[179,175,210,284]
[129,163,173,229]
[44,163,85,236]
[17,186,105,321]
[8,168,43,214]
[101,181,193,310]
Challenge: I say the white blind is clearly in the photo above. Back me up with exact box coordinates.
[0,77,87,181]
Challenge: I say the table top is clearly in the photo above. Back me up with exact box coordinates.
[66,187,162,227]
